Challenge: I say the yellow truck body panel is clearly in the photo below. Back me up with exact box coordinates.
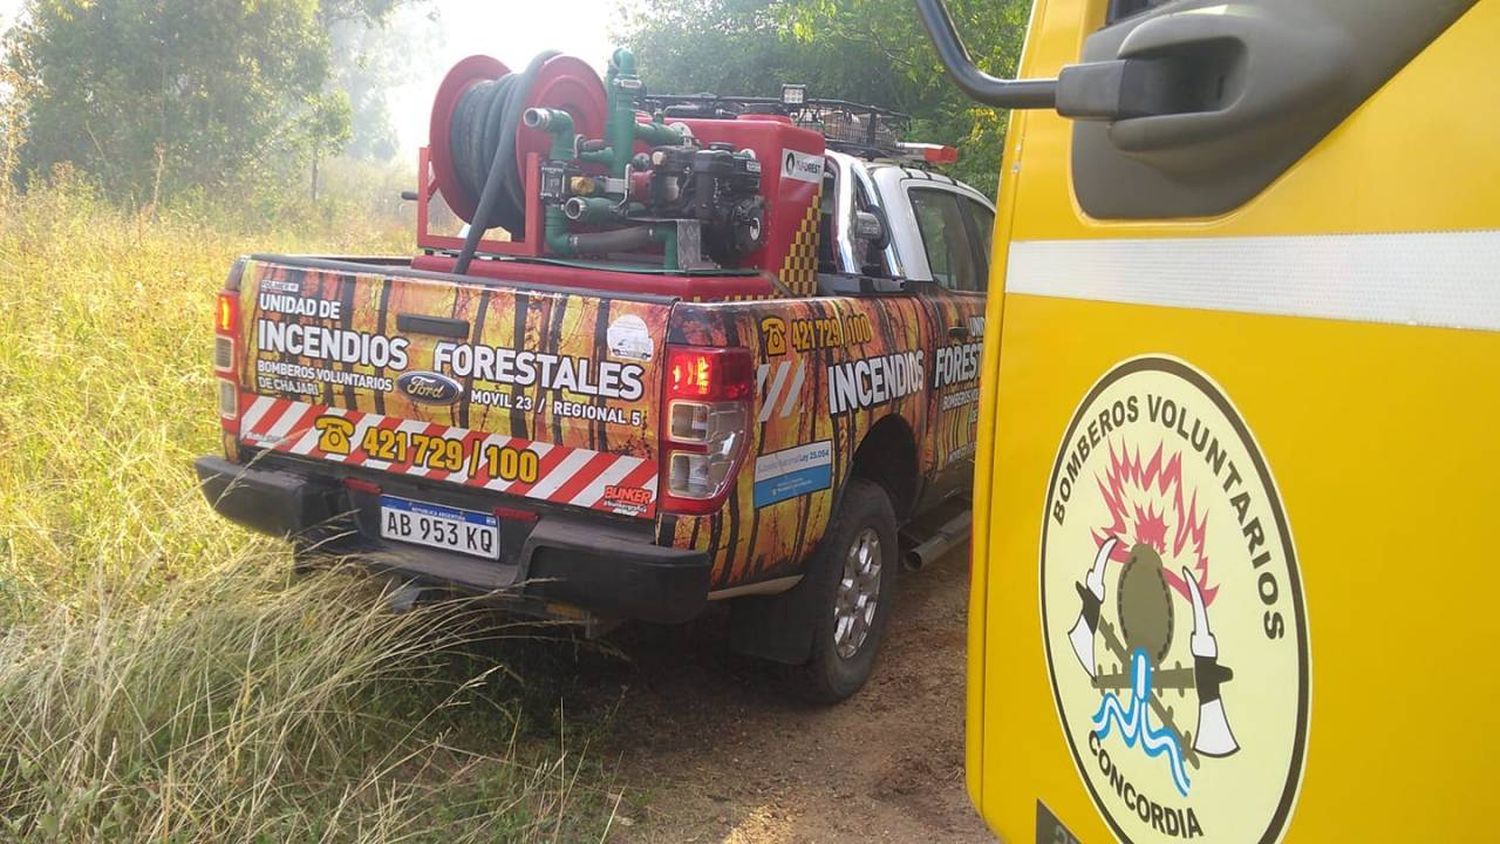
[969,1,1499,840]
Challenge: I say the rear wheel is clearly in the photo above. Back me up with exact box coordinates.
[795,477,898,703]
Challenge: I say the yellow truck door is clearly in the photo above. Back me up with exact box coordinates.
[920,0,1499,840]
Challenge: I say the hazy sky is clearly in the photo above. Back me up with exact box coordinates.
[389,0,623,153]
[0,0,624,155]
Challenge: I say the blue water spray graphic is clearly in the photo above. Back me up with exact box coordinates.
[1091,649,1193,796]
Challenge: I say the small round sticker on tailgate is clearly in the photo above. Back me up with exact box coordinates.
[607,314,653,361]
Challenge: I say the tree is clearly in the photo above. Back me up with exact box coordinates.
[330,19,401,162]
[618,0,1029,189]
[5,0,415,204]
[327,5,438,163]
[0,43,30,201]
[621,0,804,98]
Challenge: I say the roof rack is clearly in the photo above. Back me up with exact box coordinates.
[639,92,913,159]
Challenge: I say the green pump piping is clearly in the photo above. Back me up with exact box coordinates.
[539,49,690,267]
[525,107,579,255]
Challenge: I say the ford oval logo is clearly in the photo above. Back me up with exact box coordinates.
[396,371,463,405]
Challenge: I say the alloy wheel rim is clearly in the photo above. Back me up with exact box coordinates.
[833,527,882,659]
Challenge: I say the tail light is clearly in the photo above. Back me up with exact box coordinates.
[659,345,754,515]
[215,290,241,437]
[342,477,382,496]
[494,505,540,524]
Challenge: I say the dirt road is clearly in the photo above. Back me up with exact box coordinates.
[572,545,993,843]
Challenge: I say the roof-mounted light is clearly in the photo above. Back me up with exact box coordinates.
[896,142,960,165]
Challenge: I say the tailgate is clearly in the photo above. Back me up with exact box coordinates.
[231,257,667,519]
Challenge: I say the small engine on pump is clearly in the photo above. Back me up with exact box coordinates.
[418,47,825,286]
[630,141,766,266]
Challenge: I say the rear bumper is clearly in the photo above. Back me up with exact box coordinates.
[194,455,711,624]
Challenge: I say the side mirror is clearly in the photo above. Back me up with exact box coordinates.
[853,210,888,248]
[914,0,1182,120]
[914,0,1057,109]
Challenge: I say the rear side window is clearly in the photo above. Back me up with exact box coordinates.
[963,198,996,263]
[909,188,984,292]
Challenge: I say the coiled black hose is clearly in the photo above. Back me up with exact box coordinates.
[450,50,558,273]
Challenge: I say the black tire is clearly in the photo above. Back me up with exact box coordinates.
[794,477,899,703]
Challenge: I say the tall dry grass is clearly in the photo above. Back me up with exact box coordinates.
[0,179,614,841]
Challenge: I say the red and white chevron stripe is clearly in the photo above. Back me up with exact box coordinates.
[236,395,657,517]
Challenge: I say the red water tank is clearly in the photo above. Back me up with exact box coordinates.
[676,115,827,295]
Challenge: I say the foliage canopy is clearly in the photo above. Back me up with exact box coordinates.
[619,0,1031,190]
[4,0,412,204]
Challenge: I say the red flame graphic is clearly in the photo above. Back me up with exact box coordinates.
[1093,441,1217,607]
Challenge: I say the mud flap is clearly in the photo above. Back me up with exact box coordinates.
[727,482,852,665]
[728,477,852,665]
[729,579,820,664]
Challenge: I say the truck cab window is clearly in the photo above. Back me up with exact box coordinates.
[1106,0,1173,24]
[909,187,983,292]
[962,198,995,267]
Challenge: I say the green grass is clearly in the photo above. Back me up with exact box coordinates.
[0,181,618,841]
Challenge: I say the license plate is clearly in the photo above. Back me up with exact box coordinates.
[378,495,499,559]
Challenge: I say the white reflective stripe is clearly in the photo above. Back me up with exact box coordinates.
[281,403,337,454]
[526,448,596,499]
[238,395,276,432]
[761,362,792,423]
[286,413,329,455]
[569,456,643,507]
[1005,231,1500,332]
[779,362,805,418]
[264,401,313,440]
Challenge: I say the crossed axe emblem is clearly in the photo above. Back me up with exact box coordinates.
[1067,537,1240,759]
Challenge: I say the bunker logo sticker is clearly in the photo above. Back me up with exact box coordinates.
[1040,357,1308,844]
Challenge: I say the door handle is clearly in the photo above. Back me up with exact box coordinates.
[396,313,470,339]
[1056,5,1354,155]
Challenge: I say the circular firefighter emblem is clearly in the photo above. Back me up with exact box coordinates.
[1040,357,1308,843]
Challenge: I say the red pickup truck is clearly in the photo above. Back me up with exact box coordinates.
[197,50,993,700]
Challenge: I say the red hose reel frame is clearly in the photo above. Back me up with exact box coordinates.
[419,54,608,256]
[416,147,546,257]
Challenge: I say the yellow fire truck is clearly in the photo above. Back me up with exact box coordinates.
[919,0,1496,840]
